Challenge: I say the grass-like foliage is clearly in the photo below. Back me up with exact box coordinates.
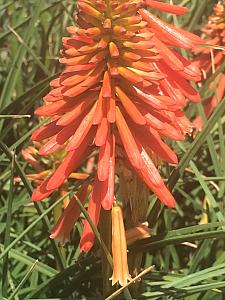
[1,0,225,299]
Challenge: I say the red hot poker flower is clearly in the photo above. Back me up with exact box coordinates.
[194,0,225,130]
[31,0,202,251]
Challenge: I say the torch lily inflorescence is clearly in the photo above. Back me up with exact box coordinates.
[194,0,225,129]
[31,0,202,255]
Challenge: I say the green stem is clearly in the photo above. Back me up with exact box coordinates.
[53,194,67,269]
[99,209,112,297]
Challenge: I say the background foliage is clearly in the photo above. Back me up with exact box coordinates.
[1,0,225,299]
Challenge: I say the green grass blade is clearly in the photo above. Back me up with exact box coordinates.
[0,192,70,262]
[1,151,15,298]
[0,140,65,271]
[190,161,225,222]
[8,260,38,300]
[169,95,225,190]
[0,0,45,109]
[0,245,57,277]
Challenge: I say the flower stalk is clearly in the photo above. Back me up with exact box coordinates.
[99,209,112,296]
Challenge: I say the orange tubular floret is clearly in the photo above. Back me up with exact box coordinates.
[145,0,188,15]
[111,205,131,286]
[50,183,90,245]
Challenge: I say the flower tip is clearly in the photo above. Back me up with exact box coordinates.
[193,116,203,131]
[49,233,55,240]
[49,232,68,246]
[157,183,176,208]
[31,133,36,141]
[164,196,176,208]
[34,107,42,116]
[31,190,42,202]
[101,200,113,211]
[80,229,95,253]
[110,274,132,287]
[38,148,46,156]
[196,94,201,103]
[80,241,94,253]
[31,181,53,202]
[172,154,178,165]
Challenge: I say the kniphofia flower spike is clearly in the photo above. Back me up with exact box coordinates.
[194,0,225,129]
[31,0,202,252]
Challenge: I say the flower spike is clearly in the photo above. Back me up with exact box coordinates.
[31,0,202,251]
[194,0,225,130]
